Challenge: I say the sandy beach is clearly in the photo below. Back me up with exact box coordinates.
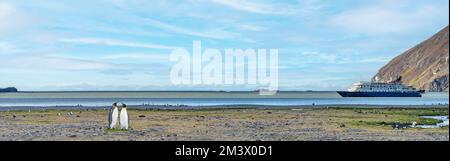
[0,105,448,141]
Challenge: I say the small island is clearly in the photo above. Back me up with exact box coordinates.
[0,87,18,93]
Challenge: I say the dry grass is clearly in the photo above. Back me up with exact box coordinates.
[0,108,448,141]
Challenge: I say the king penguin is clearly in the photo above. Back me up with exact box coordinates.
[109,102,119,129]
[119,103,129,130]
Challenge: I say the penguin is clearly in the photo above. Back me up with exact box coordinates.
[119,103,129,130]
[108,102,119,129]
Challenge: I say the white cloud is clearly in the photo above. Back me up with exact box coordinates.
[301,51,337,62]
[0,2,30,34]
[299,51,390,64]
[0,2,15,19]
[329,2,448,34]
[239,24,266,31]
[59,38,178,50]
[1,55,111,70]
[0,42,24,54]
[210,0,295,15]
[143,18,239,40]
[101,53,169,61]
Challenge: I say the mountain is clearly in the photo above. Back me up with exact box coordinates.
[373,26,449,92]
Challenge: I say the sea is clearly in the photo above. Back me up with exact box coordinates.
[0,91,448,109]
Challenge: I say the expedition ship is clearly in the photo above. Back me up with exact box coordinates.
[337,81,422,97]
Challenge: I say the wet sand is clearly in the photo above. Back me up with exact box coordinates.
[0,106,448,141]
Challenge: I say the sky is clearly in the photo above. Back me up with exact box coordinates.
[0,0,448,91]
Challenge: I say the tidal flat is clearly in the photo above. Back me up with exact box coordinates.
[0,106,448,141]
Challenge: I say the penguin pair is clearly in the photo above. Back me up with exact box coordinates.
[108,102,129,130]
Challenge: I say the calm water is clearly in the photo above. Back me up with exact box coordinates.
[0,91,448,107]
[417,116,449,128]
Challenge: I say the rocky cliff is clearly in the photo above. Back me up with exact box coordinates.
[373,26,449,92]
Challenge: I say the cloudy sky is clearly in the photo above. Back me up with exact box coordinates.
[0,0,448,91]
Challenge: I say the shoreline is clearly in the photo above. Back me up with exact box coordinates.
[0,104,448,111]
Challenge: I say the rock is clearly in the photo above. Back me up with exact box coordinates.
[430,75,449,92]
[392,122,408,129]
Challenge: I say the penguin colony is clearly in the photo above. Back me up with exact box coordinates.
[108,102,129,130]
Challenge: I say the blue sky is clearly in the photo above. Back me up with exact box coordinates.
[0,0,448,91]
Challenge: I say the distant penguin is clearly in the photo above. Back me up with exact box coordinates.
[109,103,119,129]
[119,103,129,130]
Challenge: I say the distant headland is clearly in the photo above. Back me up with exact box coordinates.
[0,87,18,92]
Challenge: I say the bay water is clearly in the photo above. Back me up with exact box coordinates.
[0,91,448,108]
